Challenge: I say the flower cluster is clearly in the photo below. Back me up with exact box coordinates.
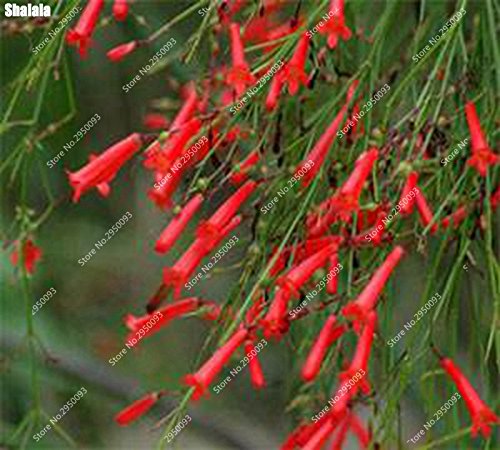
[16,0,496,447]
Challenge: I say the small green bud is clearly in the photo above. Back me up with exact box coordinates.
[196,178,210,190]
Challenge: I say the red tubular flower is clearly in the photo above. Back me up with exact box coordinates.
[163,118,201,165]
[277,245,337,297]
[113,0,129,21]
[143,113,170,130]
[491,185,500,210]
[145,118,202,172]
[68,133,142,202]
[349,413,371,448]
[303,236,343,259]
[265,73,285,111]
[106,41,137,62]
[244,340,266,389]
[330,414,350,449]
[399,171,419,215]
[196,180,256,240]
[301,315,347,382]
[307,148,378,236]
[226,23,256,96]
[342,246,404,325]
[66,0,104,57]
[282,413,338,450]
[147,168,183,210]
[268,246,289,278]
[361,209,387,246]
[319,0,352,49]
[209,214,242,250]
[230,150,261,185]
[164,215,242,298]
[124,297,218,343]
[171,84,199,131]
[263,246,336,338]
[340,148,378,201]
[296,103,348,187]
[283,33,310,95]
[326,253,339,294]
[155,194,204,254]
[440,357,499,437]
[465,101,499,177]
[184,328,248,400]
[10,239,42,274]
[303,418,337,450]
[339,311,377,395]
[296,80,359,187]
[115,392,163,426]
[441,205,467,229]
[125,297,199,332]
[163,238,210,297]
[356,204,386,233]
[415,188,438,233]
[261,287,292,338]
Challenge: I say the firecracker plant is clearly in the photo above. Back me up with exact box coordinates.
[1,0,499,449]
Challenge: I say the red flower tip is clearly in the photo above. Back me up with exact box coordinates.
[441,205,467,229]
[326,253,340,294]
[113,0,129,21]
[467,149,499,177]
[440,357,499,438]
[155,194,204,254]
[277,245,337,298]
[143,113,170,130]
[200,300,222,321]
[261,288,292,339]
[115,392,162,426]
[340,148,378,199]
[301,315,346,382]
[163,238,209,298]
[124,298,202,343]
[230,150,261,185]
[296,97,351,187]
[319,0,352,49]
[465,101,491,155]
[339,311,377,395]
[415,188,438,233]
[265,73,284,111]
[302,417,337,450]
[491,185,500,210]
[147,168,183,210]
[399,171,419,215]
[107,41,137,62]
[68,133,142,202]
[184,328,248,400]
[284,33,310,96]
[171,84,199,131]
[342,246,404,325]
[10,239,42,274]
[144,118,202,172]
[196,180,256,240]
[350,413,371,448]
[66,0,104,57]
[464,101,498,177]
[226,23,255,96]
[244,341,266,389]
[307,147,378,234]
